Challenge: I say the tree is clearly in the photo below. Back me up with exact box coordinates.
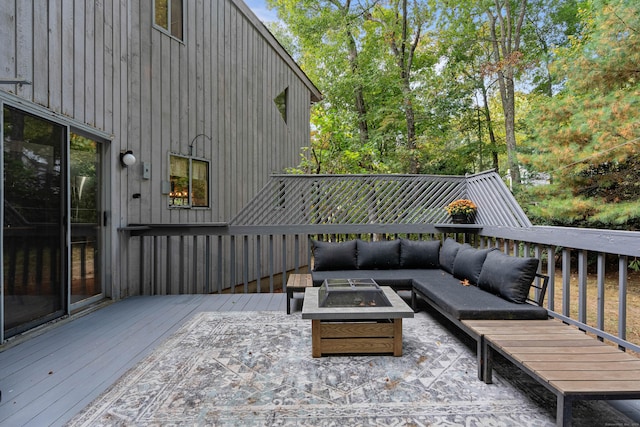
[484,0,528,187]
[523,0,640,228]
[366,0,433,173]
[268,0,372,148]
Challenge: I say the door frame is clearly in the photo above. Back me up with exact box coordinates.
[0,93,112,343]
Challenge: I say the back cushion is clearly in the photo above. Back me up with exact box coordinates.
[439,238,465,274]
[356,239,401,269]
[311,240,357,271]
[478,250,540,304]
[453,247,495,285]
[399,238,440,268]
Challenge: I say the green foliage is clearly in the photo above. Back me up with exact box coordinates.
[268,0,636,230]
[522,0,640,229]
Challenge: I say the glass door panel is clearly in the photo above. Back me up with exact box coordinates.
[3,105,65,337]
[70,134,102,304]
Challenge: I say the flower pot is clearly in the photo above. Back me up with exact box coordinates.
[451,213,474,224]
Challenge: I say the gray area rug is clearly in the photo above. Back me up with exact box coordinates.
[67,310,632,426]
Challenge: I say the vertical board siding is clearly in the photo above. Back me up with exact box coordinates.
[1,0,317,298]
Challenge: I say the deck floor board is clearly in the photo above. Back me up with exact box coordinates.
[0,294,287,427]
[2,295,639,426]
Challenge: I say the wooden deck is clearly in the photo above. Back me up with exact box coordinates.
[0,294,286,426]
[1,294,639,426]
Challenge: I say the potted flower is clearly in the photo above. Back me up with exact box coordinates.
[445,199,477,224]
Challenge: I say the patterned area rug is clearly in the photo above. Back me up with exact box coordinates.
[67,310,632,426]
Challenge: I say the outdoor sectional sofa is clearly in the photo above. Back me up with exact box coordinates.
[310,237,548,320]
[309,238,640,426]
[310,237,549,378]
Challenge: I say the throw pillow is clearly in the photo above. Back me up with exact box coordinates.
[477,250,539,304]
[311,240,357,271]
[453,247,496,285]
[439,238,466,274]
[356,239,401,269]
[399,238,440,268]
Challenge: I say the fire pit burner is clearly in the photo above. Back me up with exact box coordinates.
[318,278,392,308]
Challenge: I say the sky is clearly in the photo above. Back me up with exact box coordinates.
[243,0,279,23]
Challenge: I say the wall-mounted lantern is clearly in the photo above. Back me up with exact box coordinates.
[120,150,136,167]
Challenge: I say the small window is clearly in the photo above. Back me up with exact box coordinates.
[169,154,209,208]
[274,88,288,123]
[154,0,183,40]
[191,159,209,207]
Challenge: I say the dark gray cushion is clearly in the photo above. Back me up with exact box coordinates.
[453,247,495,285]
[311,240,357,271]
[413,277,548,320]
[478,251,540,304]
[399,238,440,268]
[356,239,401,269]
[439,238,466,274]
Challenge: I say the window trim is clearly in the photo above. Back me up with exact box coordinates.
[168,152,210,209]
[153,0,185,42]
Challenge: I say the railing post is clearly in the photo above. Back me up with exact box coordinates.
[166,236,172,295]
[192,235,198,294]
[546,245,555,311]
[256,235,262,293]
[205,235,211,294]
[179,235,185,294]
[578,250,588,324]
[230,235,236,294]
[596,252,606,340]
[243,235,249,294]
[294,234,300,273]
[217,236,223,294]
[153,236,159,295]
[282,234,287,292]
[562,248,571,317]
[619,255,628,349]
[269,235,274,293]
[139,237,145,296]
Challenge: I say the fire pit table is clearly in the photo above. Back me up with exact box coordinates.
[301,279,414,357]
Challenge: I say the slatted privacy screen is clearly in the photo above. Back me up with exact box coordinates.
[232,170,531,228]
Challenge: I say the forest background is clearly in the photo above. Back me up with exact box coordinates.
[263,0,640,231]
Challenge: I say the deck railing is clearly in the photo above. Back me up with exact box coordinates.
[124,222,640,354]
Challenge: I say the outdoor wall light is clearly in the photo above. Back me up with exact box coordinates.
[120,150,136,167]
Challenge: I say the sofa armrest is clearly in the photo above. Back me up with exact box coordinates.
[527,273,549,307]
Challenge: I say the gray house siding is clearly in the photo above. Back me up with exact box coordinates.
[0,0,320,301]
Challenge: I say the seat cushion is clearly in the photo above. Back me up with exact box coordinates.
[399,238,440,268]
[477,251,540,304]
[311,269,428,289]
[453,247,496,285]
[356,239,401,269]
[439,238,466,274]
[413,276,548,320]
[311,240,357,271]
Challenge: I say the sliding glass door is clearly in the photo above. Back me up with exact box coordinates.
[3,106,66,336]
[2,105,105,338]
[70,133,103,306]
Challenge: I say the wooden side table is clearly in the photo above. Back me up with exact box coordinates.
[286,273,313,314]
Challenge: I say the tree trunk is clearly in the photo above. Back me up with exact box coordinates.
[487,0,526,187]
[346,29,369,146]
[481,80,500,172]
[392,0,420,173]
[402,77,418,173]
